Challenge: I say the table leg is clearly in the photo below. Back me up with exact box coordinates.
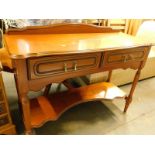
[14,71,32,134]
[124,66,142,112]
[21,94,32,134]
[12,59,33,134]
[14,74,23,114]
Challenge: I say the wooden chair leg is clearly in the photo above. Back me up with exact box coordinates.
[55,80,75,93]
[107,70,112,82]
[43,84,52,96]
[63,80,75,90]
[44,80,76,94]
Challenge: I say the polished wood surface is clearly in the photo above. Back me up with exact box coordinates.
[4,32,150,59]
[0,23,152,134]
[31,82,126,128]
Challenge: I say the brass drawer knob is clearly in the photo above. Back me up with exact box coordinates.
[122,55,128,62]
[64,63,68,72]
[74,62,77,71]
[0,62,3,72]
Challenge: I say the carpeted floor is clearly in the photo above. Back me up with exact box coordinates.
[2,71,155,135]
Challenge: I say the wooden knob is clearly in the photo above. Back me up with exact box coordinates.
[0,62,3,72]
[64,63,68,72]
[122,55,128,62]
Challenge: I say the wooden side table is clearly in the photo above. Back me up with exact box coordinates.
[0,64,16,135]
[1,24,152,134]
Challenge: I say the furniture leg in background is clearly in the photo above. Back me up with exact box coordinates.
[0,68,16,134]
[107,70,113,82]
[43,84,52,96]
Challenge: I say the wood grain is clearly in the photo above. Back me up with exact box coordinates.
[4,23,151,60]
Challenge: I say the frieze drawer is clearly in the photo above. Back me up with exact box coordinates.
[103,47,146,66]
[28,53,101,80]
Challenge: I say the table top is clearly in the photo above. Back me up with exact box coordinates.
[4,32,151,59]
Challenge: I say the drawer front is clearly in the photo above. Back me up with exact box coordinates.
[103,47,147,69]
[28,53,101,80]
[0,116,9,127]
[107,51,144,63]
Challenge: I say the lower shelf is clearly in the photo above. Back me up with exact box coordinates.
[30,82,126,128]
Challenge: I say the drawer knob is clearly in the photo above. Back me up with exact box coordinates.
[64,63,68,72]
[0,62,3,72]
[122,55,128,62]
[74,62,77,71]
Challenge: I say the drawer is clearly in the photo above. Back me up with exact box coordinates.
[105,47,145,64]
[0,116,9,127]
[28,53,101,80]
[0,103,6,115]
[107,51,144,63]
[102,47,148,70]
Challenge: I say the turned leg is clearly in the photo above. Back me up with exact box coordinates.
[14,74,23,114]
[20,94,32,134]
[124,66,142,112]
[43,84,52,96]
[14,74,32,134]
[12,59,33,134]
